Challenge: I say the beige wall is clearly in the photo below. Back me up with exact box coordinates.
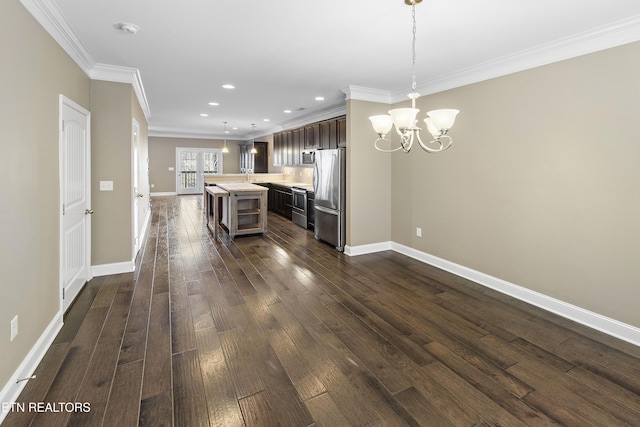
[385,42,640,328]
[0,0,90,392]
[91,81,135,265]
[148,136,242,193]
[347,99,392,247]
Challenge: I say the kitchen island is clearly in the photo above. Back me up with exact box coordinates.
[205,182,268,239]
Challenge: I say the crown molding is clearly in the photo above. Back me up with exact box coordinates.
[342,85,392,104]
[148,129,244,140]
[395,14,640,103]
[20,0,95,74]
[278,104,347,132]
[344,15,640,104]
[20,0,150,119]
[90,64,151,119]
[149,104,347,140]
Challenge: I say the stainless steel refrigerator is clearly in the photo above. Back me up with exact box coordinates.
[313,148,346,251]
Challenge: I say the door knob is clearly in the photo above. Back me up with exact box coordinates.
[137,193,144,198]
[85,209,94,215]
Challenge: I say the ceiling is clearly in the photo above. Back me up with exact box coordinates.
[44,0,640,140]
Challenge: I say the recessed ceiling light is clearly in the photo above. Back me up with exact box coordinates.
[284,110,292,114]
[315,96,325,101]
[232,126,238,130]
[208,102,219,106]
[263,118,270,122]
[222,84,235,89]
[200,113,208,117]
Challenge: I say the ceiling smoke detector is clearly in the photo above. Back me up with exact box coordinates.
[118,23,139,34]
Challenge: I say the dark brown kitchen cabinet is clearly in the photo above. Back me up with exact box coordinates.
[272,115,345,167]
[304,124,319,150]
[283,130,293,166]
[269,184,292,218]
[338,116,347,147]
[292,128,303,165]
[319,120,337,150]
[273,132,282,166]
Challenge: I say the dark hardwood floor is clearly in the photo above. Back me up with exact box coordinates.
[5,194,640,426]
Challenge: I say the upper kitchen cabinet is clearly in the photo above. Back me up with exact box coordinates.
[272,115,345,167]
[283,130,293,166]
[319,120,337,150]
[292,128,303,165]
[338,116,346,147]
[304,124,319,150]
[273,132,282,166]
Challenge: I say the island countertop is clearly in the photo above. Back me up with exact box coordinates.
[216,182,268,192]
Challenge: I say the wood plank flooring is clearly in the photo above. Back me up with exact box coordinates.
[5,194,640,426]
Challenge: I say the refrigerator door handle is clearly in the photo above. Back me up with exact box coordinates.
[315,205,339,215]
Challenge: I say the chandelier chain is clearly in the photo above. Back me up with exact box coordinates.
[411,3,417,92]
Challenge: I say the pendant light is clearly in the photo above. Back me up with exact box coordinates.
[250,124,258,154]
[221,121,229,153]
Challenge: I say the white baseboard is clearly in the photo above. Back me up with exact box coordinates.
[150,191,177,197]
[344,241,392,256]
[92,260,135,277]
[347,241,640,348]
[0,311,63,425]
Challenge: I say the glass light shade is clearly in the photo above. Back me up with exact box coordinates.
[250,147,258,154]
[389,108,419,131]
[426,109,459,130]
[369,115,394,136]
[222,146,229,153]
[424,118,440,138]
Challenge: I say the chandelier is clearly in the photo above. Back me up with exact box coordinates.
[369,0,459,153]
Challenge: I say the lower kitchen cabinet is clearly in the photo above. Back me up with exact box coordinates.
[266,184,292,219]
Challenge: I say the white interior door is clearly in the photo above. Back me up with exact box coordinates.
[59,95,91,312]
[176,148,223,194]
[132,119,141,255]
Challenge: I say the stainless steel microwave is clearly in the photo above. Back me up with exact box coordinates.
[301,151,315,165]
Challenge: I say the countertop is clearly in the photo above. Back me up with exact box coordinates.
[204,174,313,192]
[216,182,269,192]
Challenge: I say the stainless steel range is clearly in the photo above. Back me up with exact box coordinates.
[291,187,308,228]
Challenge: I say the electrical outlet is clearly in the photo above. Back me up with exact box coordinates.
[416,227,422,237]
[10,315,18,341]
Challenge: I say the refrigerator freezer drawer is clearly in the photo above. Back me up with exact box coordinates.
[314,206,344,251]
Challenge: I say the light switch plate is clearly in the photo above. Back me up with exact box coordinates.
[100,181,113,191]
